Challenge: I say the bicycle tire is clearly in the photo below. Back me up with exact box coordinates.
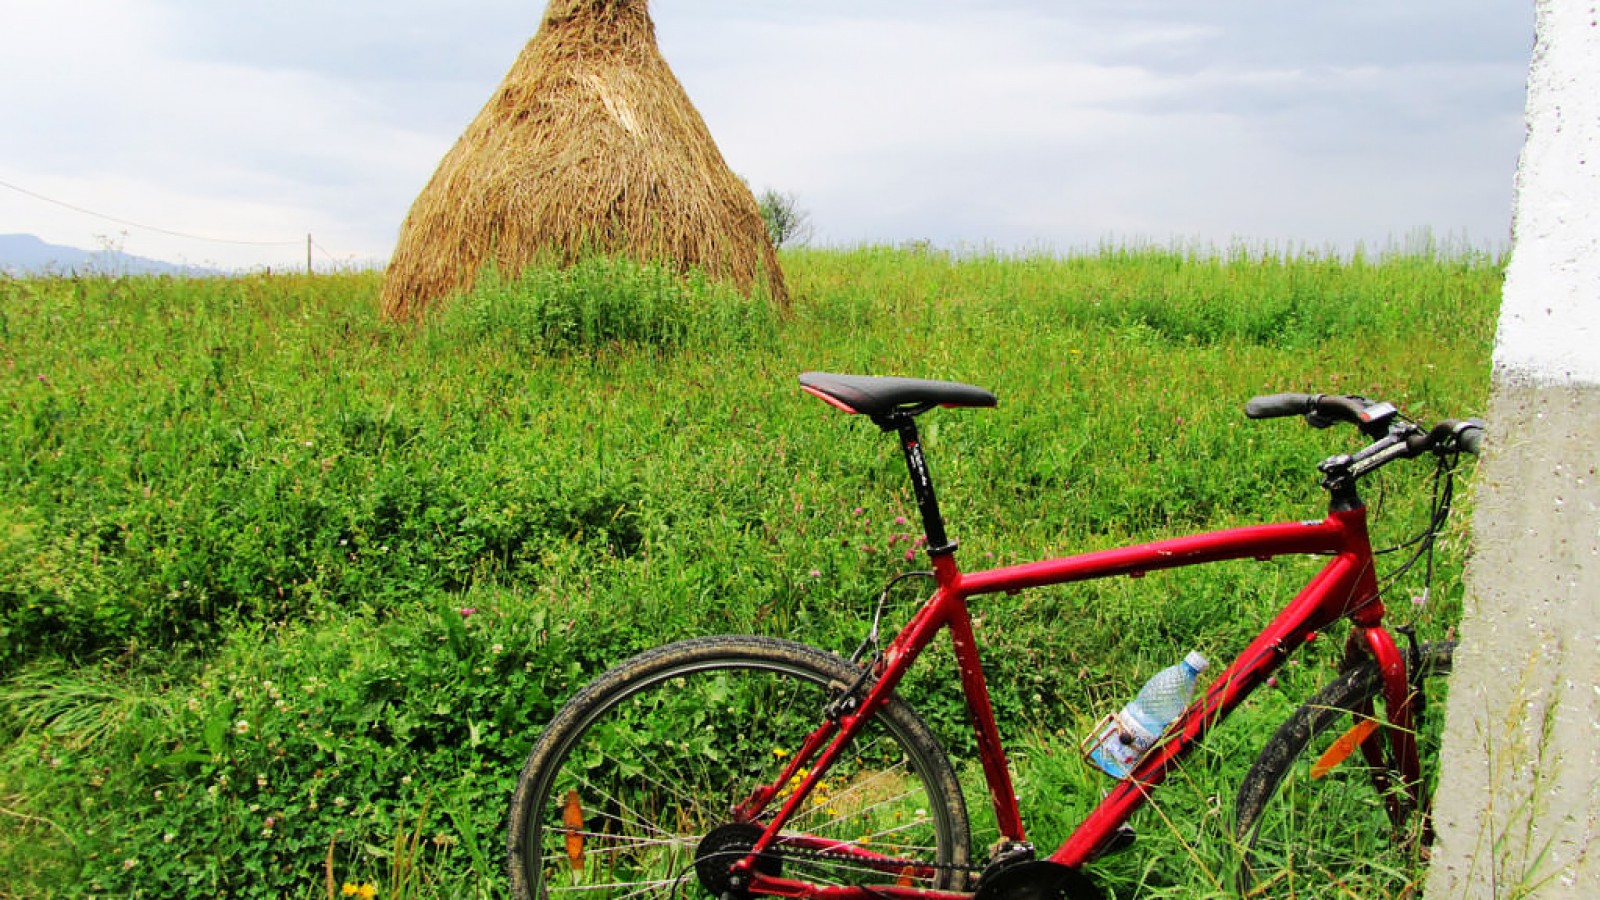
[507,635,971,900]
[1232,640,1455,898]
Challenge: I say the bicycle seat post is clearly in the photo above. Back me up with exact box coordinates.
[875,410,957,558]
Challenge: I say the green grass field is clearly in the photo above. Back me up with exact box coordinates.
[0,246,1500,898]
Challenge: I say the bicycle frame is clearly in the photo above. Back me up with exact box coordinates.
[731,415,1424,898]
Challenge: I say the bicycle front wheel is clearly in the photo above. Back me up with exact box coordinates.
[1232,641,1455,898]
[507,635,971,900]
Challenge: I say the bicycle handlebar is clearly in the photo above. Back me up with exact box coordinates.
[1414,418,1486,456]
[1244,392,1319,420]
[1245,392,1400,439]
[1246,391,1485,462]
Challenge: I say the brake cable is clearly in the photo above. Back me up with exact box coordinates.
[850,570,935,665]
[1374,446,1460,616]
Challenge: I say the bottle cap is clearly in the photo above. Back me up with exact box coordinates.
[1184,650,1210,673]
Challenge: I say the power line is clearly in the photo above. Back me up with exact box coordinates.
[0,176,304,247]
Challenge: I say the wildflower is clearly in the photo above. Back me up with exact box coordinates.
[342,883,378,899]
[491,643,504,655]
[852,507,864,517]
[458,607,477,618]
[122,857,139,870]
[163,833,176,844]
[772,747,790,759]
[904,550,915,562]
[333,796,348,808]
[894,516,908,526]
[808,569,821,579]
[400,775,412,787]
[234,719,250,736]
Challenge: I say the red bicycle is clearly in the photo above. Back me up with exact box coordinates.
[508,372,1482,900]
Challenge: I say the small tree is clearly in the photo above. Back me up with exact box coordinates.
[757,189,814,248]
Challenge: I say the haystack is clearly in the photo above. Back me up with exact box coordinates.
[381,0,788,319]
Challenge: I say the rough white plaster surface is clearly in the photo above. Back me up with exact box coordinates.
[1492,0,1600,386]
[1428,1,1600,896]
[1426,386,1600,897]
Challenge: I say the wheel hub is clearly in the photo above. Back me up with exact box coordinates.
[694,823,781,899]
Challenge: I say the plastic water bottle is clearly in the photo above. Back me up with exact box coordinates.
[1087,651,1209,779]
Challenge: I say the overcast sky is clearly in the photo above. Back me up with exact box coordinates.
[0,0,1532,271]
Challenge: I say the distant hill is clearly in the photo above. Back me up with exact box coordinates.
[0,233,220,276]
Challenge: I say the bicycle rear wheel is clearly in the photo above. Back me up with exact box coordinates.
[507,635,971,900]
[1232,641,1454,898]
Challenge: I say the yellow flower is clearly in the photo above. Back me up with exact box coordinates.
[342,885,358,897]
[359,885,377,900]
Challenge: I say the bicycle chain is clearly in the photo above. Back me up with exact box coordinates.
[762,842,985,875]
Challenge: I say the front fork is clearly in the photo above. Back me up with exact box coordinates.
[1343,625,1428,834]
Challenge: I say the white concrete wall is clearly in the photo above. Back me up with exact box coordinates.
[1427,1,1600,896]
[1492,0,1600,386]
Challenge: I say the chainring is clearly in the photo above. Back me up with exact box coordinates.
[972,860,1105,900]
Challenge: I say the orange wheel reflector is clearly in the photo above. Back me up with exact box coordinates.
[563,790,586,871]
[896,866,918,888]
[1312,718,1381,780]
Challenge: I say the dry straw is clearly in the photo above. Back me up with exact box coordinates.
[381,0,789,320]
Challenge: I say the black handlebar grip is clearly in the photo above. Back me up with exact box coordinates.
[1455,419,1486,455]
[1245,393,1316,419]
